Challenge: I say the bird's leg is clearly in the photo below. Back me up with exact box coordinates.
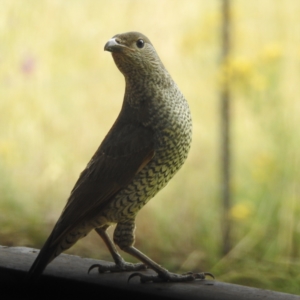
[124,246,214,283]
[88,226,146,273]
[114,222,213,283]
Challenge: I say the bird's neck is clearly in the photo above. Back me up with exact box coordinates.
[124,66,171,92]
[122,71,181,130]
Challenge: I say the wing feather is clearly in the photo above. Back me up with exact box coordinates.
[52,122,154,244]
[27,118,155,281]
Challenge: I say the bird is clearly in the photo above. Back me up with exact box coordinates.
[27,31,213,283]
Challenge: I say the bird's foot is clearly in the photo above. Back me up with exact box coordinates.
[128,271,214,283]
[88,261,147,274]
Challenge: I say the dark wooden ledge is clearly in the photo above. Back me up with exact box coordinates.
[0,245,299,299]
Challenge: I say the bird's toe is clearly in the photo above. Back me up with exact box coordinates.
[128,271,214,283]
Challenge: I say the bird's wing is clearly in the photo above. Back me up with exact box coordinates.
[52,121,155,243]
[27,121,155,281]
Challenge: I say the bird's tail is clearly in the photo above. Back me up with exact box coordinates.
[25,231,58,283]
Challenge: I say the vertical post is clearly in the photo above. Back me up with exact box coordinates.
[220,0,231,255]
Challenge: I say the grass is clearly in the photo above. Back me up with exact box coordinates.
[0,0,300,294]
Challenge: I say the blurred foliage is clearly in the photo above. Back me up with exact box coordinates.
[0,0,300,294]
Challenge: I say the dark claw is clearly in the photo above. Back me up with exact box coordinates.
[128,272,144,283]
[203,272,215,279]
[128,272,163,283]
[183,271,215,280]
[88,263,117,273]
[88,264,101,274]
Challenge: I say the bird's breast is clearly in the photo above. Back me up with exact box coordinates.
[95,81,192,224]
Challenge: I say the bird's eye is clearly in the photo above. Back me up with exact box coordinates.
[136,39,144,48]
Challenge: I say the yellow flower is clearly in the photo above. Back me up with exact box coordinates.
[230,202,253,221]
[261,43,282,62]
[218,57,254,87]
[230,57,253,77]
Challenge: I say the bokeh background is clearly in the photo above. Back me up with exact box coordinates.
[1,0,300,294]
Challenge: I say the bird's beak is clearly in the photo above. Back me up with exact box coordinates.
[104,38,122,52]
[104,37,134,53]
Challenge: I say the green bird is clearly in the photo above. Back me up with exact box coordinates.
[27,31,212,283]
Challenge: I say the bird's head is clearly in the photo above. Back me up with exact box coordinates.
[104,32,165,79]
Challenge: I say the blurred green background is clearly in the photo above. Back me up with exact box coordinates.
[1,0,300,294]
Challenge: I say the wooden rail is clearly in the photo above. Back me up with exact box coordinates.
[0,245,299,299]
